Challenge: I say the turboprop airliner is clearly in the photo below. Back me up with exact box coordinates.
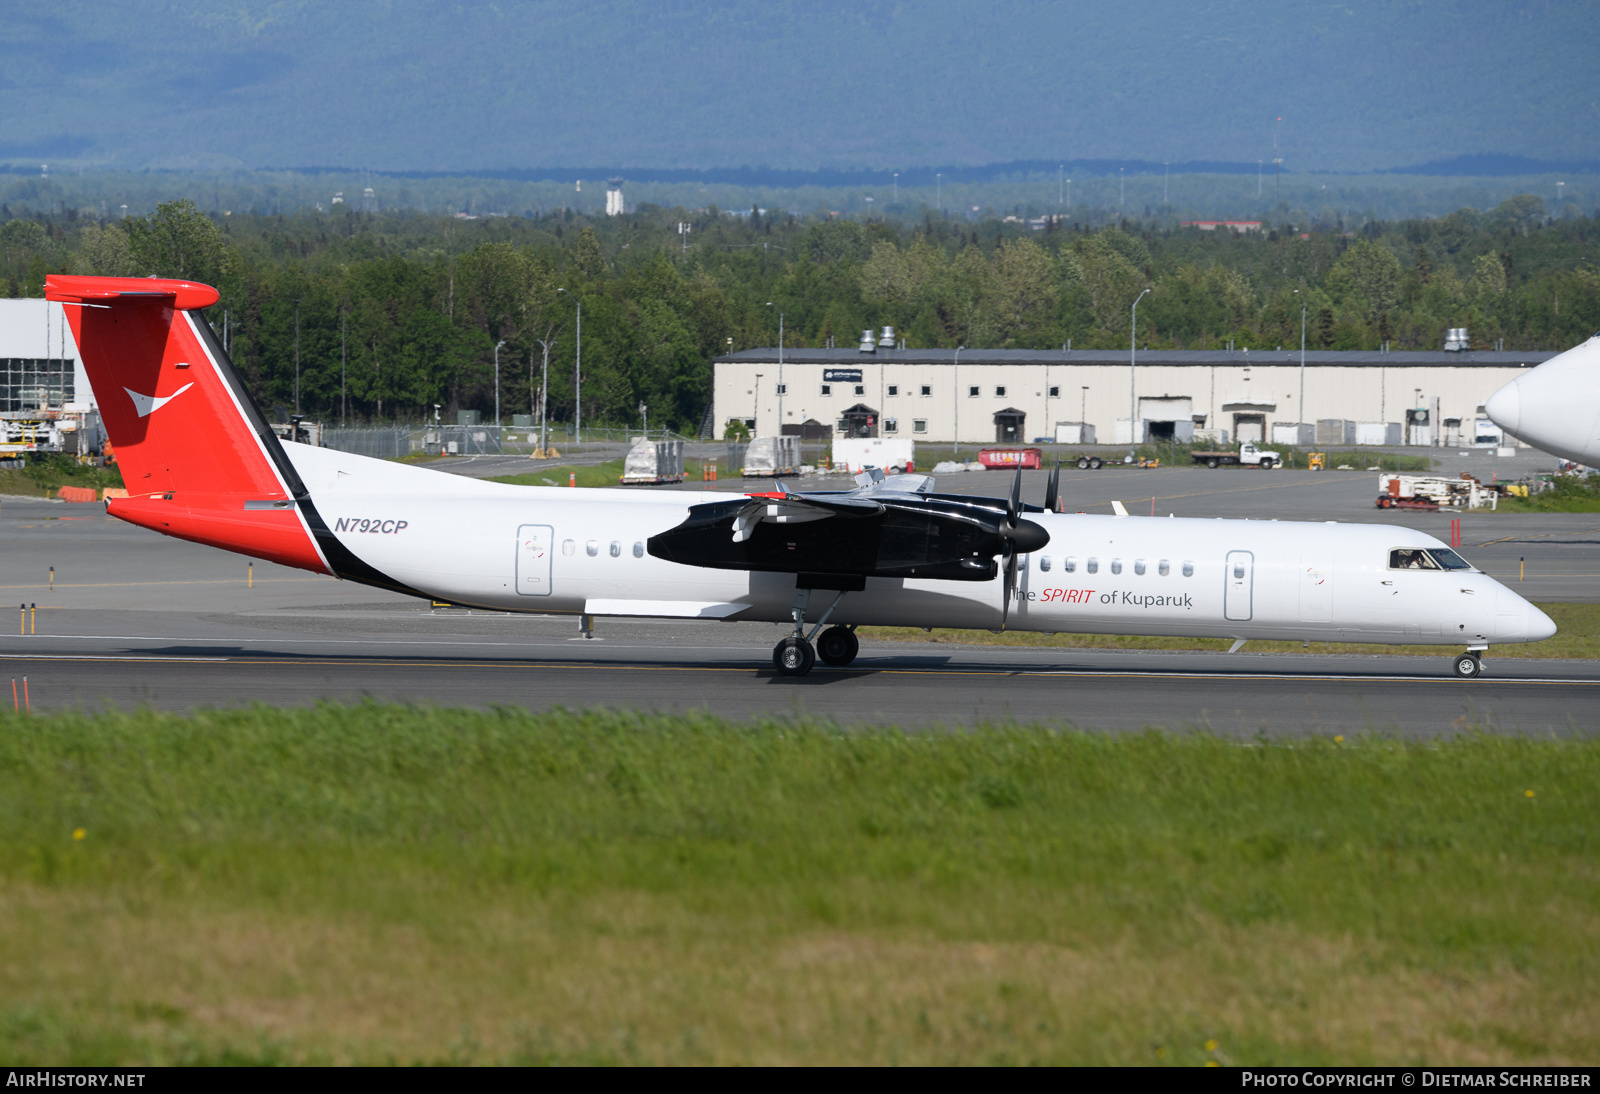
[1486,331,1600,467]
[47,275,1555,679]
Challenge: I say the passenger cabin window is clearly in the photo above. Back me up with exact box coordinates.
[1086,557,1099,574]
[633,541,645,558]
[586,540,599,557]
[562,540,575,556]
[1110,559,1122,575]
[1134,559,1146,576]
[1233,560,1246,578]
[1182,560,1194,577]
[1038,555,1052,572]
[610,541,621,557]
[1063,556,1076,573]
[1158,559,1170,576]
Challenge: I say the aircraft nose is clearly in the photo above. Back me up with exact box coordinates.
[1485,380,1520,435]
[1525,601,1558,642]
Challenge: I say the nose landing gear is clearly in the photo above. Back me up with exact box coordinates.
[1453,645,1488,679]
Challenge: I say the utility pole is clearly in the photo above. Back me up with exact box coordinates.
[1081,386,1089,435]
[1130,288,1151,459]
[766,302,784,434]
[1059,164,1064,209]
[340,306,347,426]
[1164,162,1169,206]
[893,172,898,204]
[294,300,301,415]
[558,289,581,445]
[936,173,942,214]
[1119,167,1125,215]
[493,339,506,439]
[953,345,964,457]
[1294,290,1306,434]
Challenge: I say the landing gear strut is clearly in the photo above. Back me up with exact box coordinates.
[1453,647,1487,679]
[772,585,853,676]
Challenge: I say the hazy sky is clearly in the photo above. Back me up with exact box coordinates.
[3,1,1595,174]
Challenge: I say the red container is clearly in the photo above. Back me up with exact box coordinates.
[977,447,1043,470]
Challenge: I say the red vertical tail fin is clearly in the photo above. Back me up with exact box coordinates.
[45,275,330,573]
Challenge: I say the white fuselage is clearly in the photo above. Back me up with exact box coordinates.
[281,442,1554,648]
[1486,334,1600,465]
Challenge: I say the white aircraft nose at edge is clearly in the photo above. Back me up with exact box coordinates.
[1486,332,1600,466]
[46,274,1557,681]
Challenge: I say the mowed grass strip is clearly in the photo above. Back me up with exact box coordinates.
[0,706,1595,1065]
[860,602,1600,660]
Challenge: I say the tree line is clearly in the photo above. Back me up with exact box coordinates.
[1,195,1595,432]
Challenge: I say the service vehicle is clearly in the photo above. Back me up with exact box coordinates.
[1190,441,1283,469]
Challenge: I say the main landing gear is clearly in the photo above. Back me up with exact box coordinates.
[1453,646,1488,679]
[772,584,860,676]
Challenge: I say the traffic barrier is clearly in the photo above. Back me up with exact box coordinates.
[101,488,129,501]
[57,486,97,503]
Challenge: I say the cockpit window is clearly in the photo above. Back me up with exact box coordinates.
[1429,548,1473,571]
[1389,548,1473,571]
[1389,548,1440,570]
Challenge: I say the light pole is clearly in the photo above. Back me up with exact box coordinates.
[893,172,898,205]
[1081,385,1089,438]
[293,299,301,415]
[340,305,347,427]
[936,173,942,214]
[493,339,506,439]
[557,288,581,444]
[753,373,762,430]
[766,302,784,435]
[1293,290,1306,437]
[953,345,964,457]
[1130,287,1151,458]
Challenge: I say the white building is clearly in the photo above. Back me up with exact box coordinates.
[605,178,625,217]
[714,344,1555,447]
[0,298,91,413]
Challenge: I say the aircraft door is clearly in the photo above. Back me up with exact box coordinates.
[1298,552,1334,623]
[1224,550,1254,621]
[515,524,554,596]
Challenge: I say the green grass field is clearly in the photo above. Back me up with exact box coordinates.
[1,706,1594,1065]
[1495,477,1600,513]
[860,603,1600,660]
[0,454,123,499]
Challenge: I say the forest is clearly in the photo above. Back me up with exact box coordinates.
[2,196,1596,433]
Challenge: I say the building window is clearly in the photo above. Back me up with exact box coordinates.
[1110,558,1123,575]
[0,358,75,411]
[820,384,832,396]
[586,540,599,557]
[887,384,899,397]
[995,386,1006,397]
[633,541,645,558]
[1086,557,1099,574]
[1134,558,1146,575]
[1063,556,1076,573]
[1038,555,1052,572]
[1158,559,1170,576]
[912,419,928,433]
[854,385,866,396]
[1182,560,1194,577]
[776,383,787,395]
[610,540,621,557]
[968,385,980,397]
[1049,385,1060,397]
[920,385,932,397]
[883,418,898,433]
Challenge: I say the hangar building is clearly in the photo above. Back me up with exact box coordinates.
[714,339,1554,447]
[0,299,91,413]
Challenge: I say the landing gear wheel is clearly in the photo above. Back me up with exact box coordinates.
[1077,457,1090,470]
[817,626,859,666]
[1089,457,1102,469]
[1453,653,1483,679]
[1206,458,1220,469]
[773,636,816,676]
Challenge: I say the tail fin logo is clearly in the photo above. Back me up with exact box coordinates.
[124,383,195,418]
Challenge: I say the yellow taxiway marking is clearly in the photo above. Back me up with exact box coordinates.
[1,651,1596,686]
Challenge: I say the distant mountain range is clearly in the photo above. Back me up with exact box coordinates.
[3,1,1596,175]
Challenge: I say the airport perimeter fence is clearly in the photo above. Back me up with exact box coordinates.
[321,425,504,459]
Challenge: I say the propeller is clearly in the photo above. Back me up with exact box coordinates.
[1044,457,1061,513]
[1000,466,1023,628]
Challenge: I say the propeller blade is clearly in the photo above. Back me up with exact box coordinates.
[1007,465,1022,529]
[1001,542,1018,629]
[1044,457,1060,513]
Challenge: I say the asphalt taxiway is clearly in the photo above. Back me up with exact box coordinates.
[2,464,1596,734]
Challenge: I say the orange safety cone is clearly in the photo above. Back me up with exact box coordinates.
[569,472,576,487]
